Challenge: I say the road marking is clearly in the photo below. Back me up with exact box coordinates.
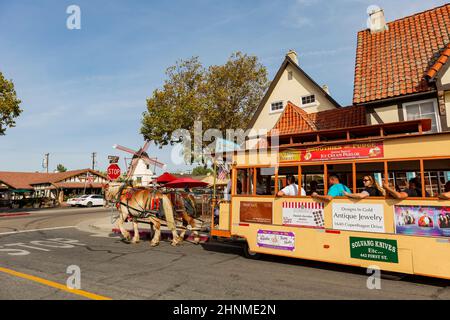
[0,226,76,236]
[0,266,112,300]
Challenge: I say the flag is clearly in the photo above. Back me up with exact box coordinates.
[217,163,229,180]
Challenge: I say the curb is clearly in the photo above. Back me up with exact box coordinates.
[0,212,30,218]
[111,228,210,243]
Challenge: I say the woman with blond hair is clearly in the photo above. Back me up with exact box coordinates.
[344,175,385,199]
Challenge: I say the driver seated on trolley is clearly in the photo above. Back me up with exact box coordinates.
[276,175,306,197]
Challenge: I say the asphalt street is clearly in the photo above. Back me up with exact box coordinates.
[0,207,449,300]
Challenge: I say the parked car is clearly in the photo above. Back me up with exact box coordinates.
[67,195,105,207]
[67,195,88,206]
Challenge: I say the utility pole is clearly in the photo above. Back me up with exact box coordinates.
[91,152,96,170]
[43,153,49,173]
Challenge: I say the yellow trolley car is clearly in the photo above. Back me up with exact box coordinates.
[211,119,450,279]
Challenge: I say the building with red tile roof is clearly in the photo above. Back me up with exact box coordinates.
[269,101,366,136]
[246,50,342,149]
[353,4,450,133]
[0,169,108,207]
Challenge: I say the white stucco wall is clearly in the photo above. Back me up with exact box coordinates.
[441,65,450,86]
[251,64,337,134]
[132,159,154,186]
[369,104,399,124]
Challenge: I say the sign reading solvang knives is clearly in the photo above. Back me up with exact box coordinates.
[350,237,398,263]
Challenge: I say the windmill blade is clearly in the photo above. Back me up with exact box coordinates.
[113,144,139,156]
[142,156,167,170]
[127,158,139,178]
[141,141,150,153]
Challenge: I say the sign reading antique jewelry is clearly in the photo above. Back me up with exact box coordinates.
[394,205,450,237]
[279,143,384,163]
[282,202,324,228]
[257,230,295,251]
[350,237,398,263]
[240,201,273,224]
[332,203,385,233]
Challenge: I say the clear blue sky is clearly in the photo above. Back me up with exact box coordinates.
[0,0,447,173]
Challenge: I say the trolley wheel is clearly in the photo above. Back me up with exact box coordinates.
[243,242,261,260]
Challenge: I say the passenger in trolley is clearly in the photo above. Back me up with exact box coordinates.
[383,177,429,199]
[311,174,351,202]
[276,175,306,197]
[344,175,385,199]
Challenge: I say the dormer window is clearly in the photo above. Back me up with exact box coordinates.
[270,101,284,113]
[301,94,316,107]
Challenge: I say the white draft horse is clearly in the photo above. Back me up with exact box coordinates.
[104,183,201,246]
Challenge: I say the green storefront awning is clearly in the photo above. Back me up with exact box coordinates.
[11,189,32,193]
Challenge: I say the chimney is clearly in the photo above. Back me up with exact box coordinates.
[367,5,388,33]
[322,85,330,95]
[286,50,299,65]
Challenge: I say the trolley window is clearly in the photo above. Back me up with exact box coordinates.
[387,160,424,197]
[278,166,300,196]
[423,159,450,197]
[327,163,353,193]
[302,165,325,196]
[355,162,385,195]
[236,168,254,195]
[255,167,276,195]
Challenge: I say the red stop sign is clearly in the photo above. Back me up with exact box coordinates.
[107,164,121,180]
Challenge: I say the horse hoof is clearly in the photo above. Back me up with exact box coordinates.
[171,241,179,247]
[193,238,201,245]
[131,240,140,244]
[150,242,159,247]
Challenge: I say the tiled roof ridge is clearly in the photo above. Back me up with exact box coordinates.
[426,43,450,79]
[356,3,450,34]
[270,102,366,136]
[288,101,318,131]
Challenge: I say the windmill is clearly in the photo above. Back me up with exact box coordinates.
[113,141,167,183]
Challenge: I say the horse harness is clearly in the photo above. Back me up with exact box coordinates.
[117,188,164,220]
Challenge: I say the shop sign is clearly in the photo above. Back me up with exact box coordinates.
[240,201,272,224]
[282,202,324,228]
[257,230,295,251]
[350,237,398,263]
[395,205,450,237]
[279,143,384,163]
[332,203,385,233]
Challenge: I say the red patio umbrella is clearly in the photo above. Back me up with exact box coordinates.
[164,177,209,189]
[156,172,177,184]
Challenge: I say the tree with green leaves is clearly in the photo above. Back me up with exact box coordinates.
[141,52,269,163]
[192,166,213,176]
[56,164,67,172]
[0,72,22,135]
